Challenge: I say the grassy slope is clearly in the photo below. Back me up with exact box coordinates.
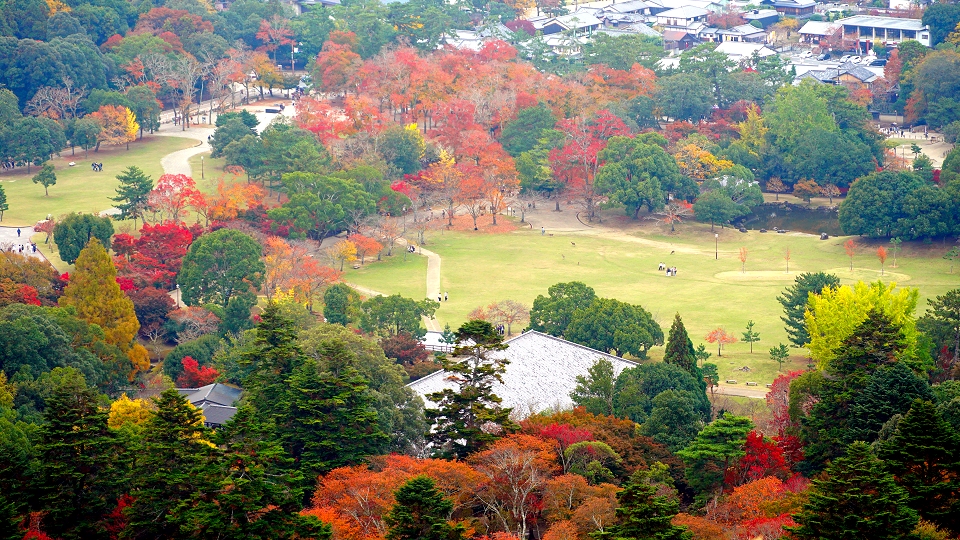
[0,136,198,227]
[349,217,960,386]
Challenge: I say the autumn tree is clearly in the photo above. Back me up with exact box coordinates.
[704,328,737,357]
[738,247,747,273]
[486,300,530,336]
[820,183,840,205]
[148,173,201,223]
[777,272,840,347]
[877,246,888,276]
[59,238,150,378]
[426,320,518,458]
[88,105,138,150]
[792,179,819,204]
[348,234,382,265]
[766,178,787,201]
[653,200,693,233]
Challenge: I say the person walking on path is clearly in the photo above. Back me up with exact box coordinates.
[16,228,20,237]
[541,226,545,235]
[444,292,448,301]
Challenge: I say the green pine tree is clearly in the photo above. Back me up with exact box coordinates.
[0,185,8,221]
[426,320,518,458]
[777,272,840,347]
[123,388,219,539]
[110,166,153,228]
[206,405,332,539]
[789,441,919,540]
[243,302,307,423]
[280,358,388,490]
[877,400,960,533]
[663,314,703,390]
[676,413,753,500]
[741,320,760,353]
[34,369,120,540]
[385,475,465,540]
[591,466,691,540]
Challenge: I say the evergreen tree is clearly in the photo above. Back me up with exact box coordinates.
[385,475,465,540]
[571,358,616,416]
[280,358,388,489]
[677,413,753,499]
[52,212,114,264]
[663,313,703,390]
[777,272,840,347]
[34,371,120,540]
[59,238,150,378]
[800,310,910,468]
[322,283,359,326]
[206,406,332,540]
[243,303,307,423]
[877,400,960,532]
[591,468,691,540]
[110,166,153,228]
[426,320,518,458]
[32,163,56,196]
[0,185,7,221]
[789,442,919,540]
[741,320,760,353]
[123,389,219,539]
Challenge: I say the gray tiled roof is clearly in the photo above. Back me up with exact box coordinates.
[198,403,238,426]
[177,383,242,408]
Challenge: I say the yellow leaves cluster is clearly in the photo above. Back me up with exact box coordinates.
[674,144,734,180]
[108,393,153,430]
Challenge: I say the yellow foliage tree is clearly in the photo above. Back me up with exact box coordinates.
[804,280,923,370]
[333,239,358,271]
[108,393,153,429]
[0,372,14,409]
[59,238,151,379]
[736,104,768,158]
[89,105,138,150]
[674,144,734,180]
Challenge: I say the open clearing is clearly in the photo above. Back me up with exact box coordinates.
[349,209,960,387]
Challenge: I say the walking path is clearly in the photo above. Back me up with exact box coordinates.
[0,226,41,260]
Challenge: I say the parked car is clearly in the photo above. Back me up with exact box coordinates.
[839,54,851,62]
[848,55,861,63]
[869,58,887,66]
[817,53,830,60]
[800,50,813,58]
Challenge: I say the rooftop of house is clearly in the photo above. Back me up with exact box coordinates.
[835,15,927,31]
[198,403,238,426]
[177,383,242,408]
[799,20,841,35]
[718,23,766,35]
[714,40,777,58]
[406,330,638,419]
[657,5,710,18]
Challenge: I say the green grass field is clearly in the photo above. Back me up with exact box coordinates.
[348,216,960,386]
[0,137,198,227]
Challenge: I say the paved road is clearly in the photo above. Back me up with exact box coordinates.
[0,225,42,259]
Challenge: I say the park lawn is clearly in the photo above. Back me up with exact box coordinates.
[346,249,428,301]
[0,136,197,227]
[349,214,960,386]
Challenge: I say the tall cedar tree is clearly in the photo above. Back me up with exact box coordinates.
[426,320,518,458]
[110,166,153,228]
[676,413,753,500]
[571,358,617,416]
[59,238,150,378]
[280,356,388,491]
[52,213,114,265]
[123,388,219,540]
[663,313,704,391]
[385,475,466,540]
[788,442,918,540]
[777,272,840,347]
[799,310,911,469]
[208,405,332,539]
[34,372,120,540]
[591,469,691,540]
[877,400,960,533]
[243,302,306,423]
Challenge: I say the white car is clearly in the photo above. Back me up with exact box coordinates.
[800,50,813,58]
[839,54,851,62]
[848,55,861,63]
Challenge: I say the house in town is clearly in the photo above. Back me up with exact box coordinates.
[177,383,242,429]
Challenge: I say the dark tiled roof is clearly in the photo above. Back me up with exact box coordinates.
[177,383,242,408]
[199,403,238,426]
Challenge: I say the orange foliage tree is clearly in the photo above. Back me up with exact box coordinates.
[88,105,139,150]
[148,174,202,223]
[705,328,737,357]
[877,246,887,276]
[348,234,383,265]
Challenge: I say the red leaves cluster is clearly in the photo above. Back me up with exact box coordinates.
[114,222,198,289]
[176,356,220,387]
[726,431,789,487]
[148,174,203,224]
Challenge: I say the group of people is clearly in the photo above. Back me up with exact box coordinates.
[3,242,37,254]
[91,162,104,171]
[436,292,449,302]
[658,262,678,276]
[494,324,507,336]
